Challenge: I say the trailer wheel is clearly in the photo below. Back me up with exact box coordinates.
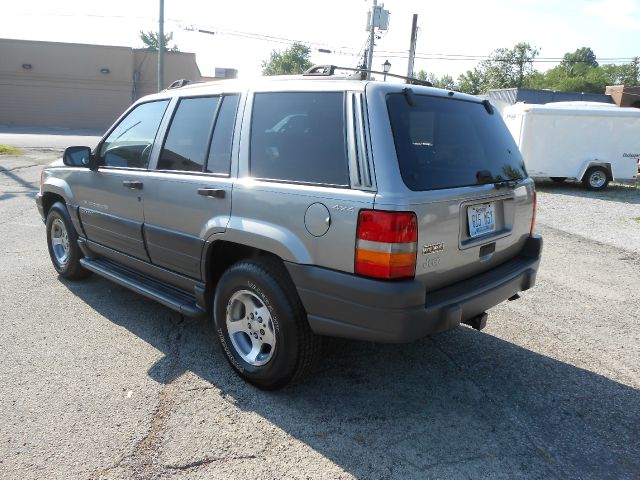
[550,177,567,183]
[582,167,609,191]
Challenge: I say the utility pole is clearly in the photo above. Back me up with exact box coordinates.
[364,1,389,79]
[158,0,164,92]
[406,14,418,80]
[366,0,377,80]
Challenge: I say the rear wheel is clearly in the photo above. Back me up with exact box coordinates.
[45,202,91,280]
[213,257,321,389]
[550,177,567,183]
[582,167,609,191]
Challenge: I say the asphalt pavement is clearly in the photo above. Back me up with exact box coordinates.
[0,126,103,149]
[0,148,638,479]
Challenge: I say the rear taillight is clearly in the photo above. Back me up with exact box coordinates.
[355,210,418,280]
[530,190,537,236]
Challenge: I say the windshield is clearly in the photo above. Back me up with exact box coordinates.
[387,93,527,191]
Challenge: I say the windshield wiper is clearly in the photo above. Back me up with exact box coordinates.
[494,179,521,189]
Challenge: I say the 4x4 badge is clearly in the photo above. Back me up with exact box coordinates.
[423,242,444,255]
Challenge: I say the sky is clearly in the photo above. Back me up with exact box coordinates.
[3,0,640,80]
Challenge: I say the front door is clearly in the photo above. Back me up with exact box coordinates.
[74,99,170,261]
[141,94,240,278]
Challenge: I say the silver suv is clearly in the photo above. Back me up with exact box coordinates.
[36,70,542,389]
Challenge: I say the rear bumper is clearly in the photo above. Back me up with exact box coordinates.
[286,235,542,343]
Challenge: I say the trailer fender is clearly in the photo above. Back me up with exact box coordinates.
[577,161,613,182]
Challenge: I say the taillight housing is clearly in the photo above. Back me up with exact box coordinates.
[530,190,537,236]
[355,210,418,280]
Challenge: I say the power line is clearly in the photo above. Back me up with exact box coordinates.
[6,11,639,65]
[170,19,361,55]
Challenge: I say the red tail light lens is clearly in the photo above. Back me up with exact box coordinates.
[355,210,418,280]
[530,190,537,236]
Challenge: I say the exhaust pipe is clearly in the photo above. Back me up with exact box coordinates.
[462,312,488,331]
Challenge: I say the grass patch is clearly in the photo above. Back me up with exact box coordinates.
[0,144,23,156]
[634,217,640,222]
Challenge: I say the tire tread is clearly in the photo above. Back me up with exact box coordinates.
[215,256,321,389]
[243,257,322,388]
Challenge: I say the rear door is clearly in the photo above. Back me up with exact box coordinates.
[141,94,240,279]
[232,89,375,273]
[74,100,170,260]
[380,91,535,290]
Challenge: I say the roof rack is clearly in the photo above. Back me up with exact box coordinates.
[303,65,433,87]
[166,78,204,90]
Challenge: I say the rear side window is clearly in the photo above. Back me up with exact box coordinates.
[387,94,527,191]
[158,96,220,172]
[250,92,349,186]
[100,100,169,168]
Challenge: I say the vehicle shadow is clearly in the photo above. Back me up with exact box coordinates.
[61,276,640,479]
[0,166,38,190]
[535,179,640,205]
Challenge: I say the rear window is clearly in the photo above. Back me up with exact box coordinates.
[387,93,527,191]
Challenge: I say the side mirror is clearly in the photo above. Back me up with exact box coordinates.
[63,146,99,170]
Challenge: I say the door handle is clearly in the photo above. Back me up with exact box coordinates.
[123,180,143,189]
[197,188,226,199]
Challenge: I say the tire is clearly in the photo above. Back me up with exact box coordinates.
[213,257,321,390]
[582,166,610,191]
[45,202,92,280]
[550,177,567,183]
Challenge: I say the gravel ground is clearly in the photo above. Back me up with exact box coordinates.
[536,179,640,253]
[0,149,638,479]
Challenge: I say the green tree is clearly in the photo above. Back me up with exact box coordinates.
[139,31,179,52]
[457,42,539,94]
[561,47,599,69]
[416,70,456,90]
[457,68,484,95]
[261,42,313,76]
[530,48,628,93]
[602,58,640,86]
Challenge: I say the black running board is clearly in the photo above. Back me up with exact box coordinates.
[80,257,206,318]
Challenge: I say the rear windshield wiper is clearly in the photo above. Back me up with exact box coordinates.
[476,170,522,189]
[494,179,521,189]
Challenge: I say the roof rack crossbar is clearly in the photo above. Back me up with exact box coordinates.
[302,65,432,87]
[166,78,204,90]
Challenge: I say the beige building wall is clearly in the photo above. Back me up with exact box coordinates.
[0,39,203,130]
[133,50,201,99]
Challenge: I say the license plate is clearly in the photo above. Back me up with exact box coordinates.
[467,202,496,237]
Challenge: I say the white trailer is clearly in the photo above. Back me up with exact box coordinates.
[502,102,640,190]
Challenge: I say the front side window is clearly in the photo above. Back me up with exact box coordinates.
[250,92,349,186]
[158,96,220,172]
[100,100,169,168]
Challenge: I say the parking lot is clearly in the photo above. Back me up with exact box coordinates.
[1,148,639,479]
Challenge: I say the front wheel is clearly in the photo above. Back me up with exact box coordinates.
[45,202,91,280]
[582,167,610,191]
[213,257,321,389]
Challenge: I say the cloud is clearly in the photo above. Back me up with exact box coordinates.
[585,0,640,30]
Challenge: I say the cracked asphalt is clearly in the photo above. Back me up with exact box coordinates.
[0,148,639,479]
